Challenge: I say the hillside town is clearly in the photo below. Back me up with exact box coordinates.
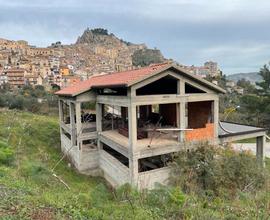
[0,28,245,95]
[0,28,151,90]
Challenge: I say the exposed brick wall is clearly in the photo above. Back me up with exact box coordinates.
[185,123,214,141]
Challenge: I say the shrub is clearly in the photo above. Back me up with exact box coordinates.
[0,140,14,166]
[8,95,24,110]
[20,161,52,185]
[0,96,5,107]
[170,142,268,197]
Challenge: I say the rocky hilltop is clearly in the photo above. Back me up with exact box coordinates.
[73,28,165,71]
[76,28,127,46]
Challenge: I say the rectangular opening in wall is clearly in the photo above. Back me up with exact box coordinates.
[102,144,129,167]
[97,87,127,96]
[82,139,97,150]
[102,105,127,132]
[136,103,178,141]
[185,101,215,141]
[62,102,70,124]
[138,153,172,172]
[81,101,96,133]
[187,101,213,129]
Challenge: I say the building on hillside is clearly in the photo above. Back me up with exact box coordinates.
[60,66,70,76]
[204,61,219,77]
[61,75,80,88]
[234,87,244,95]
[5,68,27,89]
[181,61,221,78]
[226,80,236,88]
[55,63,267,189]
[0,68,8,86]
[27,48,54,56]
[0,54,8,67]
[25,75,39,86]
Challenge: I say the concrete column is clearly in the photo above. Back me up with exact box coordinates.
[96,103,102,133]
[179,79,185,95]
[69,102,76,146]
[58,99,63,122]
[256,135,265,166]
[75,102,82,137]
[213,99,219,142]
[179,101,186,141]
[58,100,63,147]
[96,102,102,151]
[128,103,138,186]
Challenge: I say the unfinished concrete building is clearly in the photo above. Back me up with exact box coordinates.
[55,63,267,189]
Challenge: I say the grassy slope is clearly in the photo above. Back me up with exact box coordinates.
[0,110,135,219]
[0,110,270,219]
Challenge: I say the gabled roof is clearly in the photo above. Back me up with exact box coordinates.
[55,63,226,97]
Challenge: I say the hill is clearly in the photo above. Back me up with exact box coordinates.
[227,72,262,84]
[0,28,166,81]
[74,28,165,69]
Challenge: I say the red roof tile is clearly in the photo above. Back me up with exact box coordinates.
[55,62,226,96]
[55,63,170,96]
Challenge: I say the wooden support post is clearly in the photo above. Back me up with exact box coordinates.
[128,103,138,186]
[256,135,265,167]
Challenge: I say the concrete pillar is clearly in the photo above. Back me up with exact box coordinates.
[96,103,102,133]
[128,103,138,186]
[96,102,102,151]
[213,99,219,142]
[58,99,63,122]
[256,135,265,166]
[58,100,63,146]
[75,102,82,136]
[177,79,185,95]
[69,102,76,146]
[177,79,186,142]
[179,101,186,141]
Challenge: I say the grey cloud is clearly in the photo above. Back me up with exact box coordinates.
[0,0,270,74]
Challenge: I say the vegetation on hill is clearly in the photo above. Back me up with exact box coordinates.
[210,63,270,130]
[227,72,261,85]
[0,110,270,219]
[91,28,109,35]
[0,85,58,115]
[132,48,165,67]
[76,28,120,45]
[236,64,270,129]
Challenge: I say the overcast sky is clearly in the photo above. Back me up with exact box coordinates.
[0,0,270,74]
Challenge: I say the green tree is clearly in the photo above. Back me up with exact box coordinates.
[239,63,270,128]
[237,78,256,94]
[256,63,270,95]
